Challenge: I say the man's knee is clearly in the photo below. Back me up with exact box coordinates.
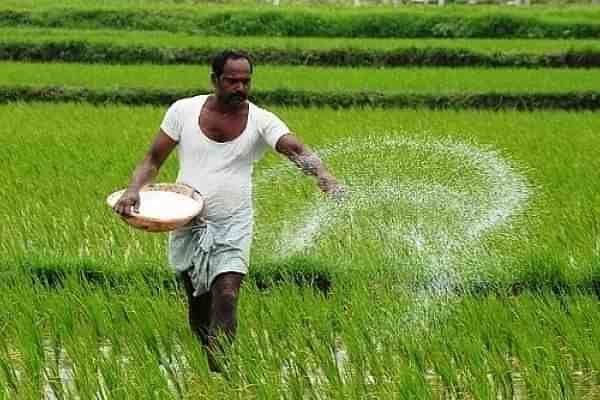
[213,288,238,315]
[210,272,243,329]
[211,272,243,295]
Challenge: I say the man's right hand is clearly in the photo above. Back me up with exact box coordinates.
[113,190,140,217]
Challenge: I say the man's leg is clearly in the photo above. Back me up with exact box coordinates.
[180,272,212,346]
[206,272,244,371]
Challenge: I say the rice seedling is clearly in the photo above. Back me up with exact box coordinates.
[3,62,599,94]
[2,28,599,54]
[1,273,599,398]
[1,103,599,397]
[1,103,599,277]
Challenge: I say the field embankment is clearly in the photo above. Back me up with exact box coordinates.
[2,28,600,67]
[2,63,599,109]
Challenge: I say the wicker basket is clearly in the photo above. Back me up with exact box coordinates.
[106,183,204,232]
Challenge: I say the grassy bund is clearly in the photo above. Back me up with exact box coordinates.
[4,28,600,53]
[2,2,600,398]
[2,63,599,110]
[2,29,600,67]
[4,40,600,68]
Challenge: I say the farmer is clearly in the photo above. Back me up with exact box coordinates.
[113,49,344,371]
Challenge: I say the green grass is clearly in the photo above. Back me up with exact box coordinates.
[1,272,600,398]
[1,102,600,397]
[2,2,600,396]
[1,103,598,274]
[3,27,600,54]
[3,62,600,94]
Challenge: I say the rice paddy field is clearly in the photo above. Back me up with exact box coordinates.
[5,62,600,93]
[1,1,600,399]
[4,28,600,53]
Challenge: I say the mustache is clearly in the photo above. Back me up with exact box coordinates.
[226,93,247,102]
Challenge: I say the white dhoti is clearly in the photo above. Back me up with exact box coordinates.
[169,210,252,296]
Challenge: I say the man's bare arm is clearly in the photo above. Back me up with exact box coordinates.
[275,133,344,198]
[113,129,178,216]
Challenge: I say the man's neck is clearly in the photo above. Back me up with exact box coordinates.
[208,94,247,115]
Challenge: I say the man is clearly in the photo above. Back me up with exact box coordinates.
[113,49,343,371]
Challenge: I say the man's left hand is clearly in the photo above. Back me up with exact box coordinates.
[318,174,346,201]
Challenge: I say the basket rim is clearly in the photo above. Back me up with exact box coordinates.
[107,183,204,225]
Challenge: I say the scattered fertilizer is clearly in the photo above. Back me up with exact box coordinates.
[256,133,532,329]
[258,134,530,257]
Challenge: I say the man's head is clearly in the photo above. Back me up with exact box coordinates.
[211,49,253,107]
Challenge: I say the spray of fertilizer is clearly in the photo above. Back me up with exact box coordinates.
[256,133,532,328]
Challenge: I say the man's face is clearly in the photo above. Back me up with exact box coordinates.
[213,58,252,106]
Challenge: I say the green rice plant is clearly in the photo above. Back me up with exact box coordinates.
[2,0,600,15]
[5,40,600,68]
[0,103,600,397]
[3,28,600,54]
[2,28,600,68]
[2,62,600,94]
[1,6,600,38]
[4,86,599,111]
[1,103,599,286]
[2,0,600,9]
[1,270,600,397]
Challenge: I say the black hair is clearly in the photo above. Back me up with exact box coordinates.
[211,49,253,78]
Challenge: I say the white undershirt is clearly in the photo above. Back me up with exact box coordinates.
[160,94,289,223]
